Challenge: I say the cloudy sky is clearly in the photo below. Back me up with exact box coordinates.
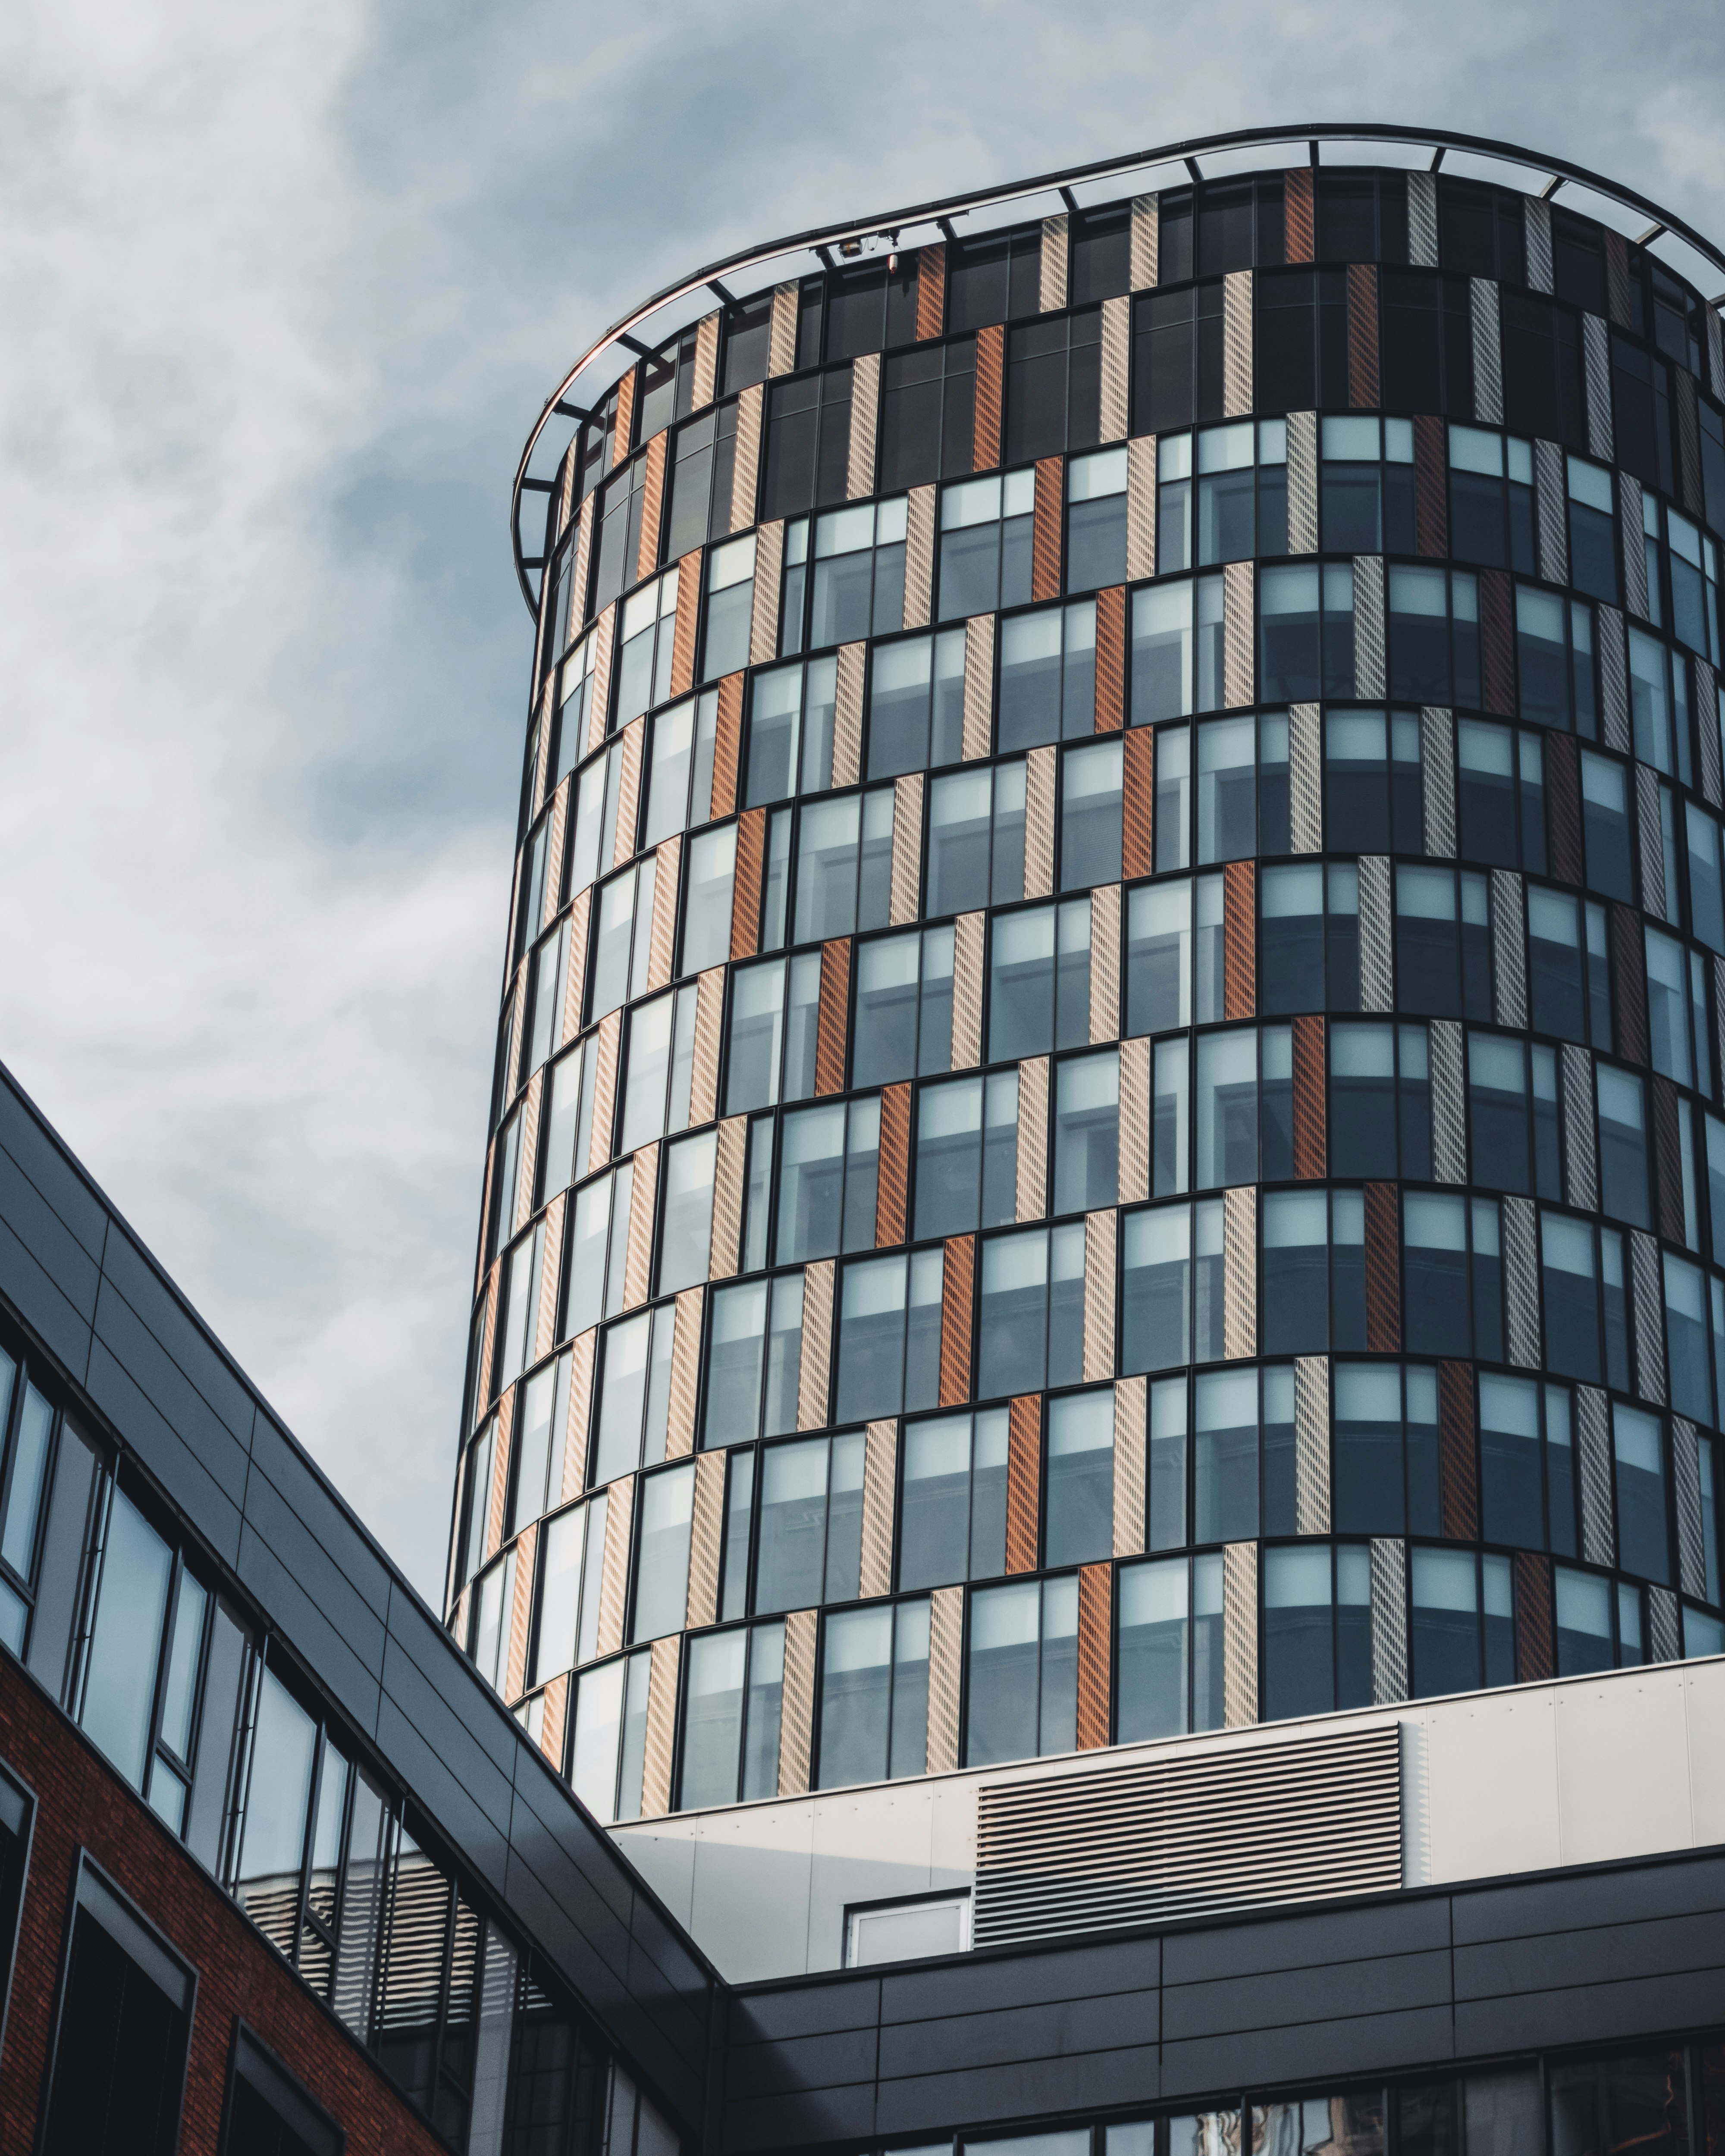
[2,0,1721,1603]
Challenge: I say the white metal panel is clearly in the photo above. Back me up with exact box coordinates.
[1554,1672,1693,1865]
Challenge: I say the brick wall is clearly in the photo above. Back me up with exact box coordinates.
[0,1656,445,2156]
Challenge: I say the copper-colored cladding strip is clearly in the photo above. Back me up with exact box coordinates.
[570,492,596,637]
[1122,727,1155,879]
[903,488,937,631]
[691,314,720,411]
[647,836,681,991]
[641,1635,680,1818]
[1126,435,1156,581]
[586,1009,621,1173]
[539,1672,568,1771]
[797,1259,835,1430]
[686,1449,725,1626]
[860,1420,897,1597]
[1292,1015,1327,1180]
[543,780,570,933]
[1364,1182,1402,1353]
[1544,733,1584,884]
[1113,1374,1148,1555]
[1513,1549,1555,1680]
[710,674,745,819]
[962,618,994,759]
[1284,166,1316,264]
[505,1523,537,1702]
[561,891,591,1049]
[1413,414,1448,558]
[611,370,636,468]
[1611,905,1650,1065]
[778,1608,818,1797]
[612,717,644,868]
[1005,1394,1041,1572]
[1603,228,1632,328]
[688,966,725,1126]
[515,1071,544,1236]
[732,382,764,531]
[1652,1075,1687,1246]
[636,433,668,584]
[876,1083,911,1247]
[1118,1036,1150,1205]
[767,283,799,376]
[1439,1358,1480,1539]
[1675,370,1705,518]
[669,552,701,697]
[927,1584,963,1773]
[916,244,946,341]
[1076,1563,1112,1750]
[731,807,766,960]
[1083,1210,1117,1382]
[594,1473,634,1658]
[709,1116,749,1280]
[1347,264,1380,409]
[1090,884,1121,1043]
[973,324,1004,472]
[665,1286,704,1459]
[1480,569,1516,716]
[750,520,783,667]
[534,1194,567,1362]
[815,937,851,1096]
[951,912,986,1068]
[1015,1057,1049,1222]
[940,1235,976,1407]
[1094,586,1126,732]
[1031,456,1063,603]
[1223,861,1256,1021]
[623,1143,659,1310]
[561,1329,595,1500]
[485,1388,516,1563]
[1040,214,1070,312]
[890,773,925,926]
[587,606,617,758]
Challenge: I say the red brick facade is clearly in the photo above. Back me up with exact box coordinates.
[0,1656,445,2156]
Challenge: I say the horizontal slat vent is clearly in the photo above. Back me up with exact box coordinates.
[973,1724,1401,1949]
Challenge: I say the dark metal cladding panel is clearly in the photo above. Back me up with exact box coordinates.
[1292,1014,1327,1179]
[1439,1358,1480,1541]
[1123,727,1155,879]
[876,1081,912,1248]
[1675,368,1705,518]
[611,368,637,466]
[815,938,852,1097]
[1364,1181,1401,1353]
[1545,731,1584,885]
[1347,264,1380,410]
[1612,904,1650,1065]
[1603,229,1632,327]
[1652,1074,1687,1246]
[973,325,1004,473]
[939,1234,975,1407]
[1032,457,1063,604]
[1480,568,1516,716]
[1514,1548,1555,1679]
[1095,586,1126,732]
[1414,413,1449,558]
[1006,1392,1041,1573]
[1223,861,1256,1022]
[731,807,766,962]
[1284,168,1315,265]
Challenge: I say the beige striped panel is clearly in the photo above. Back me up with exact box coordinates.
[539,1672,568,1771]
[485,1389,515,1563]
[504,962,528,1106]
[587,605,616,758]
[686,1449,726,1628]
[1126,435,1156,582]
[962,616,994,758]
[833,644,866,785]
[636,433,668,584]
[561,1329,596,1501]
[647,837,680,991]
[612,371,635,467]
[612,717,644,868]
[1100,298,1130,442]
[797,1259,834,1431]
[1040,215,1069,311]
[515,1071,544,1236]
[778,1607,819,1796]
[1016,1056,1049,1222]
[505,1524,536,1702]
[586,1009,621,1174]
[1083,1209,1117,1383]
[691,314,720,410]
[625,1138,656,1302]
[1223,1185,1257,1358]
[671,550,703,698]
[750,521,784,667]
[1223,561,1254,708]
[531,686,556,822]
[1223,272,1253,417]
[904,486,936,630]
[847,353,880,500]
[768,282,799,376]
[689,965,725,1128]
[595,1473,634,1657]
[1089,884,1120,1044]
[570,492,596,633]
[1118,1035,1150,1205]
[641,1634,680,1818]
[666,1286,704,1459]
[1223,1540,1259,1727]
[560,890,590,1047]
[927,1585,964,1774]
[709,1115,749,1280]
[474,1152,496,1303]
[1295,1354,1332,1534]
[543,781,570,930]
[534,1194,566,1362]
[731,382,763,533]
[890,775,924,926]
[1113,1374,1148,1557]
[952,912,985,1069]
[475,1268,499,1429]
[1129,193,1159,289]
[861,1420,898,1598]
[1024,745,1056,898]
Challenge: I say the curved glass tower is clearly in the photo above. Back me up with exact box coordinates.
[455,128,1725,1835]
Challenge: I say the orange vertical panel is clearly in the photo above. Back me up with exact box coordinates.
[1292,1014,1327,1179]
[534,1193,565,1363]
[485,1388,515,1563]
[1005,1395,1041,1573]
[1364,1181,1402,1353]
[612,370,636,466]
[1414,414,1448,558]
[815,938,851,1097]
[505,1523,536,1702]
[876,1081,911,1247]
[1094,586,1126,733]
[1032,457,1063,603]
[612,717,644,867]
[1076,1563,1112,1750]
[916,245,946,341]
[710,674,745,820]
[1513,1550,1554,1679]
[1439,1359,1479,1540]
[1122,727,1154,880]
[1545,732,1583,886]
[973,325,1004,473]
[1347,264,1380,409]
[669,552,702,697]
[1284,168,1315,264]
[1480,569,1515,716]
[939,1235,975,1407]
[539,1672,568,1770]
[1223,861,1255,1021]
[637,435,668,586]
[731,806,765,960]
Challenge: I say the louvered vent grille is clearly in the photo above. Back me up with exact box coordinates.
[973,1724,1402,1949]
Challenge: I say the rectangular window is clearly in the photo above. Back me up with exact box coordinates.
[913,1071,1018,1240]
[853,927,956,1086]
[1006,307,1102,464]
[1066,446,1129,592]
[754,1430,865,1612]
[1321,413,1418,555]
[701,534,756,682]
[1333,1361,1441,1537]
[775,1096,881,1263]
[1380,270,1474,416]
[1000,601,1098,751]
[1528,887,1612,1047]
[878,339,977,493]
[1647,925,1695,1086]
[937,470,1035,622]
[1117,1551,1225,1741]
[1402,1191,1501,1360]
[1263,1542,1374,1721]
[866,629,967,778]
[744,657,839,806]
[762,366,853,522]
[1614,1404,1671,1585]
[1480,1373,1578,1556]
[612,570,680,733]
[1122,1197,1225,1374]
[1596,1063,1650,1228]
[1394,864,1492,1021]
[947,227,1042,333]
[724,953,823,1114]
[834,1250,944,1423]
[1044,1388,1115,1566]
[1666,1253,1712,1426]
[1060,737,1123,889]
[569,1648,652,1821]
[699,1274,805,1448]
[965,1575,1078,1766]
[977,1225,1086,1396]
[1387,564,1480,706]
[1133,282,1225,431]
[811,498,907,647]
[1456,719,1547,873]
[589,858,656,1018]
[1327,1021,1430,1181]
[816,1598,930,1788]
[1541,1213,1631,1391]
[1126,879,1192,1036]
[1054,1050,1120,1214]
[1515,586,1596,736]
[592,1304,677,1482]
[1131,573,1224,721]
[678,1620,784,1808]
[1447,423,1537,573]
[532,1493,607,1684]
[897,1408,1009,1589]
[1325,708,1423,855]
[1411,1546,1515,1697]
[1568,455,1618,606]
[927,761,1026,913]
[793,789,895,942]
[988,899,1092,1061]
